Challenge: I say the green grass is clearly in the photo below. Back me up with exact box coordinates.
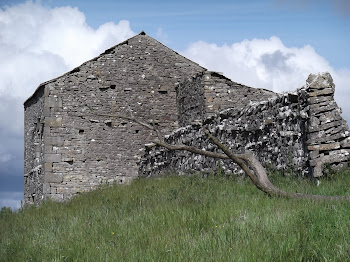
[1,170,350,261]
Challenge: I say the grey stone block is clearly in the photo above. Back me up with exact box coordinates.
[44,172,63,183]
[45,153,61,163]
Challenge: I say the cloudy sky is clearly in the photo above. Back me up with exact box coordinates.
[0,0,349,209]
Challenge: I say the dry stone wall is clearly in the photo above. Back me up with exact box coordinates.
[24,31,349,206]
[140,73,350,178]
[305,73,350,176]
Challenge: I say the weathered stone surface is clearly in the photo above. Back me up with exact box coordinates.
[309,88,334,97]
[44,154,61,163]
[307,142,340,151]
[45,117,62,127]
[24,32,350,206]
[28,32,270,205]
[45,162,53,172]
[44,172,63,183]
[141,72,350,178]
[45,97,63,108]
[306,72,335,90]
[341,138,350,148]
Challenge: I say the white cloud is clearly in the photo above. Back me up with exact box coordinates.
[0,1,135,180]
[181,37,350,123]
[1,1,349,207]
[0,1,135,101]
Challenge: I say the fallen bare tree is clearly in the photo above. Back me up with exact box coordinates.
[88,108,350,201]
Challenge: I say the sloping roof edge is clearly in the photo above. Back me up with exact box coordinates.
[23,31,207,106]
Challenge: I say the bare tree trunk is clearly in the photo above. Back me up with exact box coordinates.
[87,109,350,201]
[201,128,350,201]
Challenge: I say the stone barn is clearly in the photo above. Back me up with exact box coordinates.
[24,32,275,205]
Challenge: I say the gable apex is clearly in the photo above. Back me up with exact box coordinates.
[24,31,205,105]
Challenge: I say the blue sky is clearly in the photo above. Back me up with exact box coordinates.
[0,0,349,209]
[49,0,350,68]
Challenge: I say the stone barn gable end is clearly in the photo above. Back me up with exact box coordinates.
[24,32,275,205]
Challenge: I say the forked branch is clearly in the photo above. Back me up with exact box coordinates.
[87,108,350,201]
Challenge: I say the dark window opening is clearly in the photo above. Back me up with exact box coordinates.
[65,160,73,165]
[158,90,168,95]
[105,121,112,127]
[288,93,298,103]
[110,85,116,89]
[79,129,84,134]
[121,122,127,126]
[135,130,140,134]
[99,87,109,91]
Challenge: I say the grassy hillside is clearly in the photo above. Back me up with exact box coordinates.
[1,171,350,261]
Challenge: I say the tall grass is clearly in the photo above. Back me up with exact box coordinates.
[1,170,350,261]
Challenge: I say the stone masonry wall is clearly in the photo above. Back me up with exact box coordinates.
[24,32,206,204]
[176,72,205,127]
[24,32,280,205]
[24,86,45,204]
[306,73,350,176]
[202,71,276,118]
[140,73,350,178]
[176,71,276,127]
[24,31,349,205]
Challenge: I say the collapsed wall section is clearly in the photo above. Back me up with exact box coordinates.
[176,71,277,127]
[140,73,350,178]
[202,71,276,117]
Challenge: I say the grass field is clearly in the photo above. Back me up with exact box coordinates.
[1,170,350,261]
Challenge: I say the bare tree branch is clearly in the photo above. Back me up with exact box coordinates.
[86,107,350,201]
